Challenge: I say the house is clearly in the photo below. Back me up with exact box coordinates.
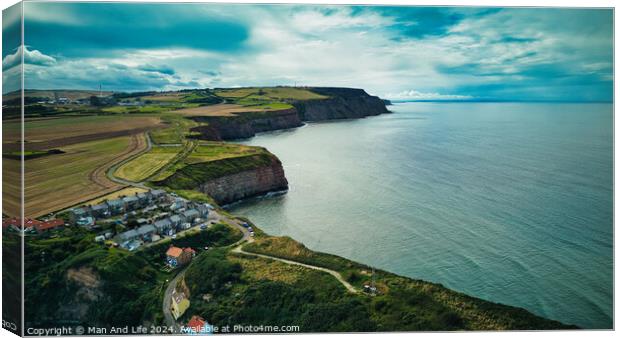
[90,203,110,218]
[118,229,140,243]
[196,204,210,218]
[2,218,21,232]
[136,192,151,206]
[76,216,95,227]
[170,289,190,320]
[136,224,157,241]
[150,189,167,202]
[166,246,195,267]
[182,209,200,224]
[106,199,125,215]
[154,218,172,234]
[35,219,65,233]
[169,197,187,211]
[123,196,140,210]
[169,215,182,227]
[70,207,90,223]
[186,315,210,334]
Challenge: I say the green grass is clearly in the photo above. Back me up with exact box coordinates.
[214,87,327,100]
[101,103,200,114]
[156,153,278,190]
[150,114,199,144]
[115,145,182,182]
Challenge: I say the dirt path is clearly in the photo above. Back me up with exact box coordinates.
[90,133,148,189]
[231,245,358,294]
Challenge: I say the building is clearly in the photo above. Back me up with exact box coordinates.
[106,199,125,215]
[166,246,195,267]
[186,316,210,334]
[136,224,157,241]
[118,229,140,243]
[169,215,182,227]
[91,203,110,218]
[154,218,172,234]
[35,219,65,233]
[182,209,200,224]
[76,216,95,227]
[70,207,90,223]
[2,218,21,232]
[150,189,167,202]
[170,197,187,211]
[170,289,190,320]
[196,204,210,218]
[136,192,151,206]
[123,196,140,210]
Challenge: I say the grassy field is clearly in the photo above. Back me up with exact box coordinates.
[150,114,199,144]
[156,152,276,190]
[2,158,21,217]
[101,103,200,114]
[115,146,182,182]
[23,135,147,217]
[214,87,327,100]
[16,115,160,143]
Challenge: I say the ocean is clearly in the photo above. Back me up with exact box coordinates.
[229,102,613,329]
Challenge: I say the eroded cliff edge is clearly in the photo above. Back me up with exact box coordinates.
[190,87,389,141]
[157,152,288,205]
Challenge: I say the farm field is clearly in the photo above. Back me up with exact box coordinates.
[150,114,199,144]
[115,145,182,182]
[3,115,162,151]
[214,87,327,100]
[23,134,147,217]
[171,103,282,117]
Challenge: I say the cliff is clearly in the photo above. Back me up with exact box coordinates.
[293,87,390,121]
[157,153,288,205]
[190,108,302,141]
[190,87,389,141]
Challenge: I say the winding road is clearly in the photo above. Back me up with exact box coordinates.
[105,132,360,329]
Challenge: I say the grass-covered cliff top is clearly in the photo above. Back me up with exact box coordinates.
[184,235,575,332]
[155,152,279,190]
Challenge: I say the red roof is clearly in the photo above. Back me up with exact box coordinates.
[3,218,42,229]
[187,315,207,333]
[183,247,196,254]
[166,246,183,257]
[35,219,64,232]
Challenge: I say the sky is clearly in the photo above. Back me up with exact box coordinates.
[2,3,614,101]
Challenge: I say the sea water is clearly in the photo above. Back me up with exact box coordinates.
[229,102,613,329]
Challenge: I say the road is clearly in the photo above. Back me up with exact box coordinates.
[162,267,187,332]
[106,132,153,189]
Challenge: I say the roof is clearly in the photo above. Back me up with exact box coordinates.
[170,215,181,222]
[183,247,196,254]
[137,224,156,236]
[166,246,183,258]
[137,192,149,199]
[187,316,207,333]
[182,209,200,218]
[119,229,139,241]
[35,219,64,231]
[107,199,124,206]
[151,189,166,196]
[72,207,89,215]
[123,196,139,203]
[91,203,109,211]
[154,218,172,229]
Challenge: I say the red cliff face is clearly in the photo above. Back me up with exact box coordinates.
[198,157,288,205]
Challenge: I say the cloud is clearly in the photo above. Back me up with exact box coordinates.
[138,64,176,75]
[14,4,614,102]
[385,90,473,101]
[2,46,57,69]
